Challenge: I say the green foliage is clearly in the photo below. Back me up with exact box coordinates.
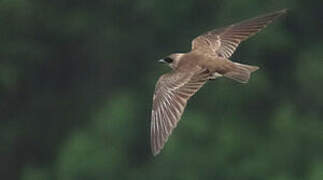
[1,0,323,180]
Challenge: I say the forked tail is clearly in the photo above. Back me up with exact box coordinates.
[224,62,259,83]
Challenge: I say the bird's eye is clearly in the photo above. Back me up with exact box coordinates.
[164,57,173,63]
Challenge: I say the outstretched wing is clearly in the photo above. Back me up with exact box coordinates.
[192,9,287,58]
[151,67,209,156]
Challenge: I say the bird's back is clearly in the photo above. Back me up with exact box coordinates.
[177,51,232,74]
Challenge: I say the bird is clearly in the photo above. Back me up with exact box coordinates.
[150,9,287,156]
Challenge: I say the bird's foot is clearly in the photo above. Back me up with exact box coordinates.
[208,72,223,80]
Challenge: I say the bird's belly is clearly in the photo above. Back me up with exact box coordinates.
[202,58,232,74]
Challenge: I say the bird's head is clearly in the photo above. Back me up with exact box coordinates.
[158,53,184,69]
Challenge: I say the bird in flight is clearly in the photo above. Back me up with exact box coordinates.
[151,9,287,156]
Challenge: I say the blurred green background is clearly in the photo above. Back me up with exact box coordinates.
[1,0,323,179]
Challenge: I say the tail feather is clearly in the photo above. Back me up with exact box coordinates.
[224,62,259,83]
[234,62,259,73]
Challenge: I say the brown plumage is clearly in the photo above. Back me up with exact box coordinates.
[151,9,287,156]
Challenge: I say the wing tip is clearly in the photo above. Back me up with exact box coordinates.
[151,136,168,156]
[255,8,288,22]
[152,149,160,156]
[279,8,288,13]
[270,8,288,18]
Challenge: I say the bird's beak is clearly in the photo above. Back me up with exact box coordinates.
[158,59,166,63]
